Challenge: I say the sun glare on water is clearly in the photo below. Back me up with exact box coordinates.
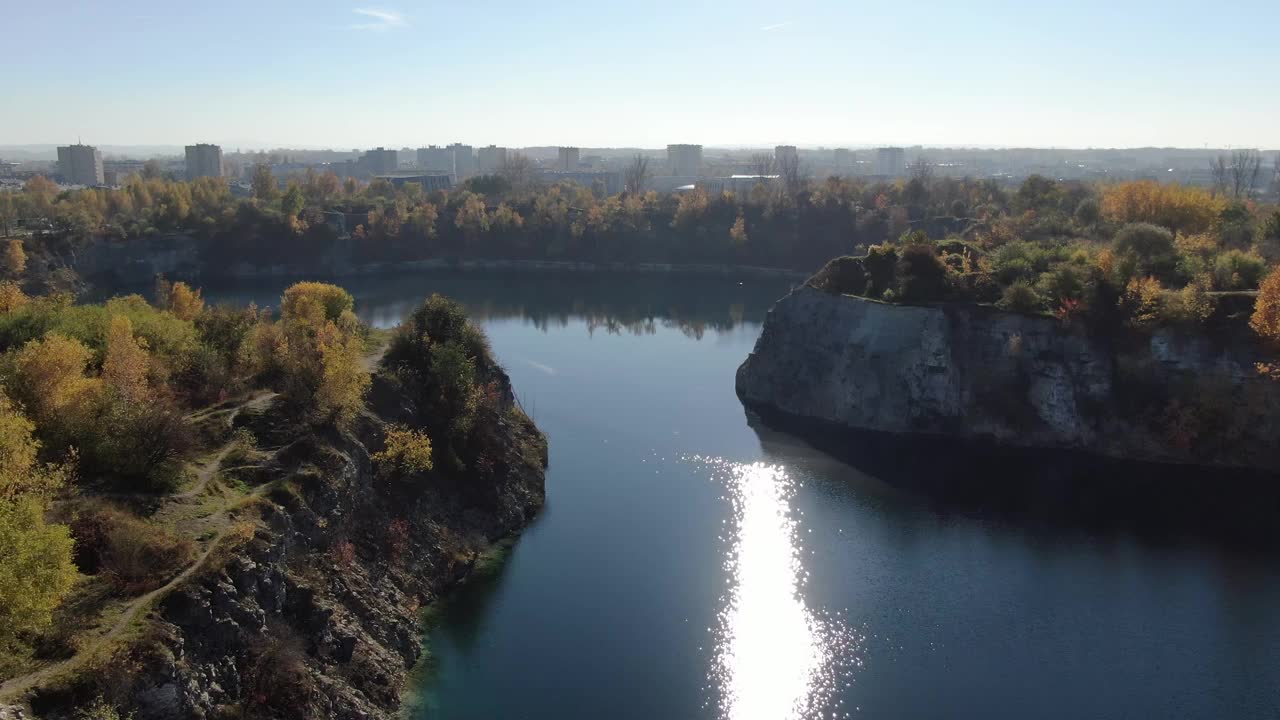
[692,457,863,720]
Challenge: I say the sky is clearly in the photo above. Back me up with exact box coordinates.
[2,0,1278,150]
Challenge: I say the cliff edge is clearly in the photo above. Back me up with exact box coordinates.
[737,285,1280,472]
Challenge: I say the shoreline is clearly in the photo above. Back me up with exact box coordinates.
[213,258,812,282]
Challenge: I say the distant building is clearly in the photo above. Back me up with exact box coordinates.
[875,147,906,177]
[359,147,399,176]
[833,148,852,169]
[557,147,580,172]
[417,146,451,174]
[775,145,798,166]
[698,175,780,196]
[477,145,508,174]
[373,173,453,192]
[57,143,104,185]
[448,144,475,179]
[185,143,223,180]
[666,144,703,177]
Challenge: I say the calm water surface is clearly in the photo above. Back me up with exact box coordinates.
[211,271,1280,720]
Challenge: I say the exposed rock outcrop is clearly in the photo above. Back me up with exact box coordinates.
[736,285,1280,471]
[31,368,546,719]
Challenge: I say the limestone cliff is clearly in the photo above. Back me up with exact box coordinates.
[29,368,547,720]
[736,285,1280,472]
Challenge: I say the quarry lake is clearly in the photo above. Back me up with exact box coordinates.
[208,270,1280,720]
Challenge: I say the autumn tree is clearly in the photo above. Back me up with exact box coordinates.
[0,281,28,314]
[1100,181,1224,235]
[1,239,26,280]
[0,391,76,645]
[729,214,748,247]
[9,333,100,434]
[1250,265,1280,342]
[102,315,151,406]
[454,192,490,249]
[276,282,369,425]
[168,281,205,321]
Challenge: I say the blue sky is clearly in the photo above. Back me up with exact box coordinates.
[2,0,1278,149]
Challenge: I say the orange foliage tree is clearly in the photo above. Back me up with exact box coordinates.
[1100,181,1225,235]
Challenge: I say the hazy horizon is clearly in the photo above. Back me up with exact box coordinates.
[3,0,1278,150]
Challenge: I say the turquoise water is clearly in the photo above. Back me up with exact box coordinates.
[210,271,1280,720]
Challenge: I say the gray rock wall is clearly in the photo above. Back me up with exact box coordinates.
[736,286,1280,470]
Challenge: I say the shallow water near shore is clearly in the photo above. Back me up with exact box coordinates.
[206,270,1280,720]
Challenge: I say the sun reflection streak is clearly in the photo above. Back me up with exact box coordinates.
[692,457,863,720]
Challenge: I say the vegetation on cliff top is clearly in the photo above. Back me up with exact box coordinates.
[0,275,528,716]
[808,175,1280,337]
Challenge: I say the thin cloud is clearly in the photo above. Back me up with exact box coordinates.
[351,8,408,30]
[759,20,795,32]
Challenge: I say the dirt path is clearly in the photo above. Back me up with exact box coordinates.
[0,394,279,705]
[174,391,277,500]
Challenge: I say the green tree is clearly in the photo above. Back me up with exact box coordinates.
[251,164,279,204]
[281,182,306,217]
[1113,222,1177,280]
[0,497,76,644]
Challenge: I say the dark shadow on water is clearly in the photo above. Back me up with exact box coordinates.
[743,405,1280,552]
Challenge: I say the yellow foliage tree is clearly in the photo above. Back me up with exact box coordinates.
[10,333,101,428]
[729,214,748,246]
[0,392,73,502]
[1100,181,1225,235]
[0,496,76,644]
[1122,276,1165,327]
[373,425,434,476]
[314,320,371,426]
[276,282,368,425]
[168,281,205,321]
[0,390,76,645]
[1250,265,1280,342]
[0,280,29,314]
[2,238,27,279]
[102,315,152,405]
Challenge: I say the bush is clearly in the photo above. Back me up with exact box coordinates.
[809,256,867,295]
[76,504,196,594]
[1035,264,1085,305]
[1113,223,1176,280]
[1074,198,1100,227]
[894,244,950,302]
[373,424,434,478]
[996,280,1042,313]
[1161,281,1216,326]
[1121,276,1165,327]
[861,244,898,298]
[87,400,195,492]
[1211,249,1266,290]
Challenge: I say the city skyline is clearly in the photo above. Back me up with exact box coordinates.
[3,0,1279,149]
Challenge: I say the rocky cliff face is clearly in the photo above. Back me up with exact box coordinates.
[31,371,546,720]
[737,285,1280,471]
